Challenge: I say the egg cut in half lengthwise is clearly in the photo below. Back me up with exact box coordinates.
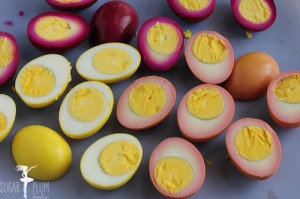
[0,94,16,142]
[46,0,97,11]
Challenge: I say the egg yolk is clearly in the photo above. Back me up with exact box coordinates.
[99,140,140,176]
[34,16,72,41]
[154,157,193,194]
[68,88,105,122]
[19,65,56,97]
[274,74,300,104]
[129,82,167,116]
[147,22,179,55]
[234,125,273,161]
[179,0,210,11]
[0,113,8,134]
[238,0,271,24]
[56,0,81,3]
[0,37,13,67]
[192,33,228,64]
[92,48,132,74]
[186,87,224,120]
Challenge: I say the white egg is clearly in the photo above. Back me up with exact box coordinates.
[0,94,16,142]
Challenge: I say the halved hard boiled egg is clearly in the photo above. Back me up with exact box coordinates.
[117,76,176,130]
[226,118,281,179]
[76,43,141,84]
[46,0,97,11]
[15,54,71,108]
[185,30,234,84]
[0,94,16,142]
[80,133,143,190]
[59,81,113,139]
[267,71,300,128]
[149,137,206,198]
[177,84,235,142]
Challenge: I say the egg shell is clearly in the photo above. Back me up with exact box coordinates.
[27,11,90,52]
[177,84,235,142]
[137,17,184,71]
[80,133,143,190]
[267,71,300,128]
[0,94,16,142]
[226,118,282,179]
[0,32,19,85]
[185,30,234,84]
[46,0,97,11]
[117,76,176,130]
[149,137,206,198]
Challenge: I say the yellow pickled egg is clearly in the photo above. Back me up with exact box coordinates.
[0,94,16,142]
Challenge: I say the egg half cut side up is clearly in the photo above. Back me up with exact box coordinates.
[0,94,16,142]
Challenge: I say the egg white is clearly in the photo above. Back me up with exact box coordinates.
[0,94,16,142]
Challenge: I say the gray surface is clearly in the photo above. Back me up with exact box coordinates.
[0,0,299,198]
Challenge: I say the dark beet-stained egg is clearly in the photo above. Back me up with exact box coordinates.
[27,12,90,52]
[117,76,176,130]
[46,0,97,11]
[167,0,216,21]
[137,17,184,71]
[149,137,206,198]
[178,84,235,142]
[226,118,281,179]
[185,30,234,84]
[0,32,19,85]
[267,71,300,128]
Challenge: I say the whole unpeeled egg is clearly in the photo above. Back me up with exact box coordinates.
[0,94,16,142]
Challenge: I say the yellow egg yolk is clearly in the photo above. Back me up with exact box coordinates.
[19,65,56,97]
[34,16,72,41]
[0,37,13,67]
[154,157,193,194]
[129,82,167,116]
[56,0,81,3]
[184,29,193,39]
[274,74,300,104]
[192,33,228,64]
[186,87,224,120]
[147,22,179,55]
[68,88,105,122]
[92,48,132,74]
[234,125,273,161]
[0,113,8,134]
[99,140,140,176]
[238,0,271,24]
[179,0,210,11]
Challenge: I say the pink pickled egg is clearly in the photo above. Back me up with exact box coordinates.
[185,30,234,84]
[27,12,89,52]
[226,118,281,179]
[149,137,206,198]
[117,76,176,130]
[137,17,184,71]
[46,0,96,11]
[178,84,235,142]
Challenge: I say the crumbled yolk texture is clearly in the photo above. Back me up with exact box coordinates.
[0,37,13,67]
[154,157,193,194]
[186,87,224,120]
[34,16,72,41]
[68,88,105,122]
[184,29,193,39]
[99,141,139,176]
[19,65,56,97]
[129,82,167,116]
[178,0,210,11]
[147,22,179,55]
[0,113,8,135]
[238,0,271,24]
[234,126,273,161]
[92,48,132,74]
[192,33,228,64]
[274,74,300,104]
[56,0,81,3]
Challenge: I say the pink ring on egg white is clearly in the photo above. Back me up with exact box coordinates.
[46,0,97,11]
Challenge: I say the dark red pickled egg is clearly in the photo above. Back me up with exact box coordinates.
[117,76,176,130]
[27,11,90,52]
[226,118,281,179]
[178,84,235,142]
[46,0,97,11]
[137,17,184,71]
[167,0,216,21]
[149,137,206,198]
[185,30,234,84]
[267,71,300,128]
[0,32,19,85]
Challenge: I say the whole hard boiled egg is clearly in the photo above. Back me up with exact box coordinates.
[226,118,281,179]
[149,137,206,198]
[59,81,113,139]
[76,42,141,84]
[0,94,16,142]
[15,54,71,108]
[80,133,143,190]
[177,84,235,142]
[46,0,97,11]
